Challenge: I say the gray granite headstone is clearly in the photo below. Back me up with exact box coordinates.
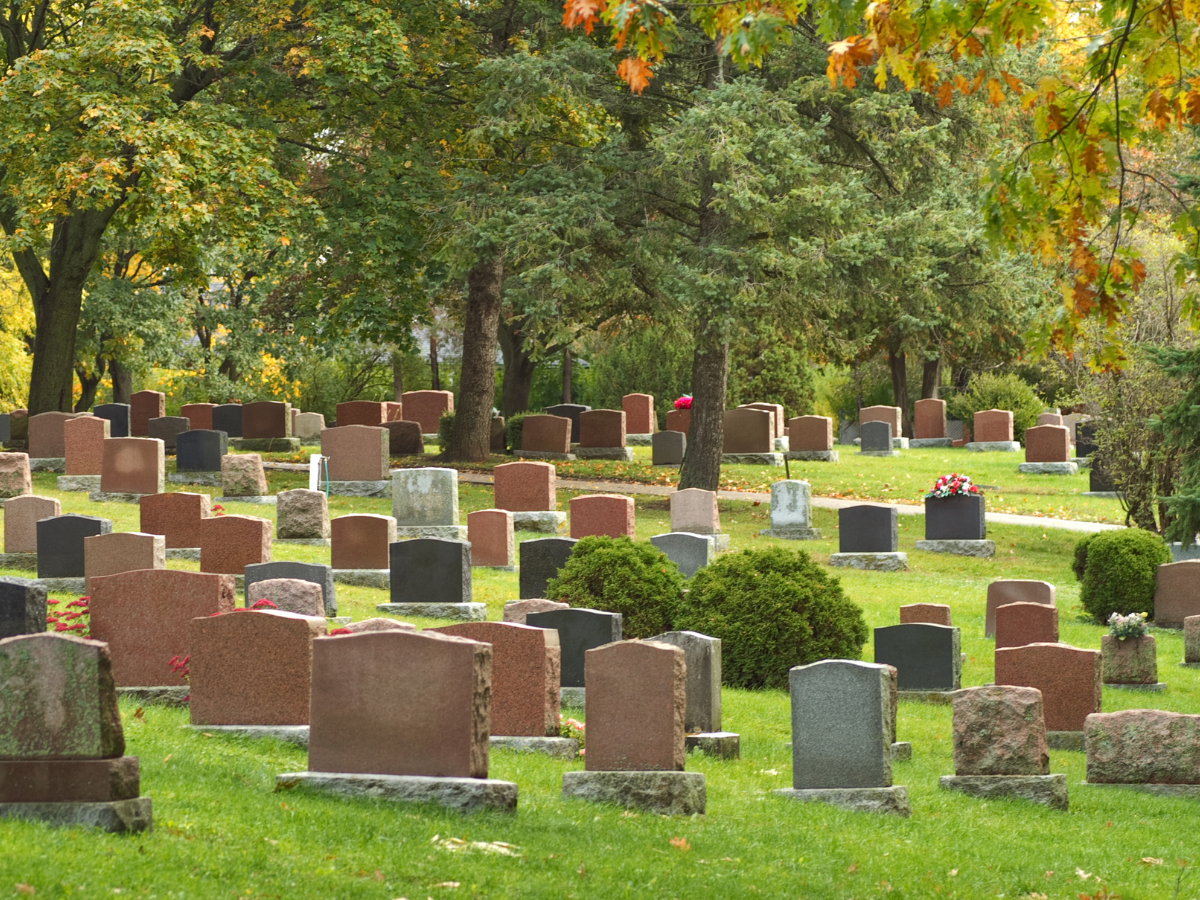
[389,538,471,605]
[652,431,686,466]
[860,420,893,452]
[526,607,621,688]
[93,403,130,438]
[212,404,243,438]
[147,416,190,452]
[874,623,961,691]
[543,404,591,443]
[391,467,459,527]
[647,630,721,732]
[788,659,893,789]
[176,429,228,472]
[0,576,48,639]
[650,532,712,579]
[244,561,337,617]
[838,505,898,553]
[36,514,113,578]
[518,536,578,599]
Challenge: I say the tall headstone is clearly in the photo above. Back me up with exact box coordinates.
[467,509,515,568]
[399,390,454,434]
[622,393,656,434]
[129,391,165,437]
[647,631,722,733]
[92,403,130,438]
[526,608,622,689]
[585,640,685,771]
[63,415,109,475]
[519,537,577,599]
[211,404,243,438]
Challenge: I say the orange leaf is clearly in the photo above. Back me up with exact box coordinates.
[1185,90,1200,125]
[669,837,691,851]
[986,78,1005,106]
[1001,70,1023,93]
[936,80,954,108]
[1146,89,1172,127]
[1080,140,1103,172]
[562,0,605,35]
[827,37,875,88]
[616,57,653,94]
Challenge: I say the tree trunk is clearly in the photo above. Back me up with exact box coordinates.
[921,356,942,400]
[889,345,912,438]
[678,334,728,491]
[392,350,404,401]
[74,358,103,412]
[562,348,572,403]
[109,358,132,404]
[429,331,441,391]
[498,318,537,416]
[445,255,503,462]
[953,366,971,393]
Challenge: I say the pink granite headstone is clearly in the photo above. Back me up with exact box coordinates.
[335,401,385,427]
[494,461,555,512]
[320,425,388,481]
[398,391,454,434]
[899,603,951,626]
[994,642,1101,733]
[860,405,901,439]
[973,409,1014,443]
[83,532,165,590]
[585,640,685,771]
[197,514,271,574]
[3,495,60,553]
[787,416,833,451]
[28,412,87,459]
[1024,425,1070,463]
[467,509,515,568]
[139,491,211,549]
[985,580,1055,637]
[670,488,718,534]
[913,399,946,439]
[330,514,395,570]
[0,452,31,498]
[570,494,635,539]
[622,394,656,434]
[100,438,164,494]
[994,602,1059,649]
[63,416,109,475]
[520,415,571,454]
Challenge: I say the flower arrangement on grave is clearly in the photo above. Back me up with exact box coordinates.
[925,473,980,499]
[1107,611,1149,640]
[47,595,90,636]
[673,395,692,410]
[249,598,278,610]
[559,713,585,749]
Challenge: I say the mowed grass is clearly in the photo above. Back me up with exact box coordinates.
[5,466,1198,899]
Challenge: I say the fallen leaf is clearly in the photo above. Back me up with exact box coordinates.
[431,883,459,889]
[578,865,586,878]
[133,708,144,720]
[1076,867,1093,881]
[669,837,690,852]
[375,871,385,882]
[948,869,958,876]
[14,885,35,896]
[1140,858,1163,866]
[847,863,859,873]
[162,754,172,763]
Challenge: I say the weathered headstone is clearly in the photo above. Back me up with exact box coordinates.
[569,494,634,539]
[147,416,190,452]
[220,453,268,497]
[276,489,330,541]
[293,412,325,442]
[99,437,165,496]
[670,488,718,534]
[759,480,821,539]
[526,608,621,690]
[0,577,47,639]
[0,452,31,498]
[519,536,577,599]
[650,533,713,579]
[646,631,723,734]
[244,561,336,617]
[391,466,463,538]
[1085,710,1200,786]
[874,623,961,692]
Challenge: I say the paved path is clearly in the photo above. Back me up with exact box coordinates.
[264,462,1120,534]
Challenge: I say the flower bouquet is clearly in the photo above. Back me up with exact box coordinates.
[925,473,980,499]
[673,395,693,410]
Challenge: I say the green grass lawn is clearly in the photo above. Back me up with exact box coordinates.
[5,463,1192,899]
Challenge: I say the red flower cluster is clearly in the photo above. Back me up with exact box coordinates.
[47,595,90,635]
[926,473,980,499]
[674,395,692,410]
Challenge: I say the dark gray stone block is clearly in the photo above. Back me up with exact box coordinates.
[212,404,243,438]
[874,623,961,691]
[518,537,578,599]
[1076,422,1098,458]
[924,494,986,540]
[92,404,130,438]
[147,416,190,452]
[0,577,47,639]
[276,772,517,813]
[647,630,721,732]
[526,607,621,688]
[175,429,228,473]
[650,532,712,579]
[36,515,112,578]
[838,505,898,553]
[651,431,686,466]
[543,404,591,443]
[0,415,10,443]
[388,538,471,606]
[244,561,337,617]
[859,420,893,453]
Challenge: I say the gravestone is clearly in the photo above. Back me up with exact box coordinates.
[913,398,947,442]
[968,409,1020,451]
[321,424,388,483]
[652,430,686,466]
[899,603,952,626]
[503,598,568,624]
[1020,425,1074,473]
[994,642,1101,739]
[244,561,336,617]
[331,514,395,570]
[527,608,622,690]
[247,578,324,617]
[384,420,423,455]
[569,494,634,539]
[520,414,573,458]
[1037,412,1063,426]
[1185,616,1200,664]
[622,393,656,435]
[650,533,713,579]
[491,415,506,453]
[399,390,454,434]
[220,452,269,498]
[759,480,821,540]
[1153,560,1200,628]
[129,391,164,436]
[99,437,164,496]
[858,420,897,456]
[670,488,718,535]
[196,514,271,575]
[335,400,384,427]
[859,405,901,439]
[985,580,1055,637]
[175,430,228,474]
[83,532,165,590]
[179,403,215,430]
[276,489,330,541]
[994,602,1059,649]
[29,411,87,460]
[190,609,325,726]
[1076,421,1099,457]
[831,505,904,571]
[722,407,773,453]
[383,538,479,620]
[4,495,60,555]
[874,624,961,692]
[646,630,723,734]
[293,412,325,442]
[211,404,243,438]
[740,402,785,438]
[493,461,557,524]
[576,409,631,460]
[665,408,690,435]
[775,659,909,816]
[93,403,130,438]
[1085,710,1200,787]
[242,401,290,439]
[36,515,112,579]
[384,401,403,422]
[543,404,590,443]
[391,467,464,538]
[0,577,47,639]
[467,509,515,568]
[0,452,31,498]
[585,640,685,771]
[63,415,109,476]
[147,416,190,452]
[139,491,211,550]
[89,569,236,686]
[519,536,577,599]
[786,415,838,461]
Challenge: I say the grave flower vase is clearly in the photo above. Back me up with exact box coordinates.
[924,494,986,540]
[666,409,691,437]
[1101,634,1157,684]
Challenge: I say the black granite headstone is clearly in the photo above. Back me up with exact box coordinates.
[243,561,337,617]
[652,431,686,466]
[0,414,10,444]
[543,404,591,443]
[874,623,961,691]
[388,538,471,605]
[859,420,892,452]
[838,505,898,553]
[93,403,130,438]
[36,514,112,578]
[0,577,47,638]
[176,429,228,472]
[519,536,578,599]
[924,494,986,540]
[147,416,190,452]
[212,404,243,438]
[526,607,622,688]
[1075,422,1098,458]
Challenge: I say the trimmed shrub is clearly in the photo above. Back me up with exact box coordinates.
[436,410,454,454]
[1074,529,1171,622]
[505,412,525,454]
[945,371,1044,442]
[545,536,684,639]
[673,548,868,690]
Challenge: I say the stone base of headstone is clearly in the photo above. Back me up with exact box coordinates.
[516,451,577,461]
[1083,491,1122,499]
[275,538,332,547]
[168,472,222,486]
[394,525,467,540]
[1047,731,1083,751]
[897,690,954,704]
[29,458,65,473]
[1181,661,1200,668]
[892,437,909,450]
[117,686,189,707]
[333,569,389,589]
[910,438,952,448]
[914,539,995,558]
[966,441,1021,452]
[214,495,277,505]
[829,552,907,572]
[275,772,518,813]
[57,475,101,492]
[0,797,152,833]
[773,786,910,817]
[575,447,634,461]
[721,453,784,466]
[230,438,301,453]
[785,450,839,462]
[709,534,731,552]
[299,439,323,448]
[625,433,654,446]
[758,527,822,540]
[561,771,706,816]
[859,449,901,457]
[892,742,912,761]
[326,480,390,498]
[560,686,586,708]
[774,437,790,452]
[512,511,567,533]
[1080,782,1200,799]
[165,548,201,561]
[37,577,86,593]
[1071,457,1093,468]
[374,602,485,621]
[0,552,37,569]
[939,774,1067,810]
[489,736,578,759]
[89,492,158,504]
[190,725,309,747]
[685,732,740,759]
[1103,681,1167,692]
[1169,542,1200,562]
[421,433,439,442]
[1018,462,1079,475]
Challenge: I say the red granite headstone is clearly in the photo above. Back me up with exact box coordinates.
[180,403,216,430]
[578,410,626,448]
[570,494,634,539]
[493,461,555,512]
[913,399,947,439]
[1024,425,1070,463]
[665,408,691,436]
[197,514,271,574]
[100,437,164,494]
[787,416,833,451]
[139,491,211,549]
[63,416,109,475]
[467,509,514,567]
[520,415,571,454]
[973,409,1014,443]
[398,391,453,434]
[330,514,396,570]
[994,642,1101,732]
[83,532,165,590]
[622,394,656,434]
[320,425,388,481]
[994,602,1059,649]
[242,401,290,439]
[1153,560,1200,628]
[335,401,385,427]
[129,391,164,437]
[985,580,1055,637]
[585,640,685,771]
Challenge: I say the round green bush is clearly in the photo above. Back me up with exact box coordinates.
[673,548,868,690]
[945,371,1044,441]
[544,536,684,639]
[1075,528,1171,622]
